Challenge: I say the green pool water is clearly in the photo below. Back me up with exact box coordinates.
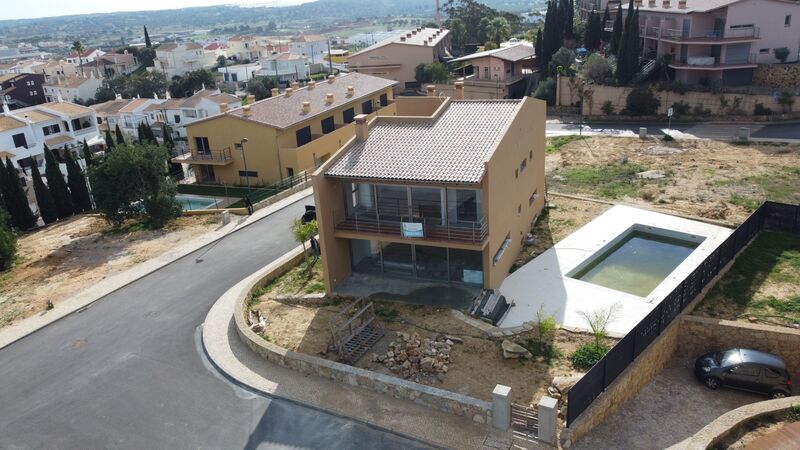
[176,195,217,211]
[570,230,700,297]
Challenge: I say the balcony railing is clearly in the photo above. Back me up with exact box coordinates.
[172,147,233,165]
[670,53,757,68]
[640,25,760,41]
[334,208,488,245]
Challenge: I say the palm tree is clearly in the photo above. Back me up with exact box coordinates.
[487,17,511,46]
[72,40,85,76]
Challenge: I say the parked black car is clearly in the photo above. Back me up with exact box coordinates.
[694,348,793,398]
[301,205,316,224]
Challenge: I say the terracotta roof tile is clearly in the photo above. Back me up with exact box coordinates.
[326,100,522,184]
[450,44,535,63]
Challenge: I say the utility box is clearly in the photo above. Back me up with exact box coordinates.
[739,127,750,141]
[221,210,231,225]
[639,127,647,139]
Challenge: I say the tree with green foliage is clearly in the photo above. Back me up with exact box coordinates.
[82,139,95,167]
[487,16,511,46]
[601,5,611,40]
[145,123,157,144]
[168,69,216,98]
[1,158,36,230]
[448,18,467,50]
[0,207,17,271]
[137,123,144,144]
[581,53,612,84]
[92,85,117,104]
[616,0,640,85]
[144,25,152,48]
[104,129,115,150]
[161,124,174,149]
[65,152,92,213]
[71,40,85,75]
[535,28,543,69]
[541,1,562,73]
[610,3,623,55]
[88,143,181,228]
[549,47,577,76]
[43,146,74,219]
[443,0,516,44]
[414,62,450,84]
[291,218,318,265]
[30,162,57,225]
[564,0,575,41]
[115,124,125,145]
[127,71,168,98]
[583,10,603,51]
[624,86,660,116]
[246,76,278,101]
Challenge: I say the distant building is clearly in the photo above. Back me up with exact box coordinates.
[256,53,310,84]
[83,52,140,78]
[66,48,106,65]
[154,42,215,79]
[1,73,47,109]
[42,75,102,104]
[41,60,79,78]
[218,62,261,85]
[289,34,329,64]
[347,27,451,90]
[449,44,535,99]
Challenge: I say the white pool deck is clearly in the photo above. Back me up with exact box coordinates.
[497,205,733,336]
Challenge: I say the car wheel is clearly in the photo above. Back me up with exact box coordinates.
[772,391,787,399]
[704,377,721,390]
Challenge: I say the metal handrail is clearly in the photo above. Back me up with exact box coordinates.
[182,147,232,162]
[335,206,488,243]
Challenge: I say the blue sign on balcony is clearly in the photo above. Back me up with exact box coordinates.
[401,222,424,238]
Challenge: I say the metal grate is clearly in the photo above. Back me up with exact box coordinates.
[511,403,539,436]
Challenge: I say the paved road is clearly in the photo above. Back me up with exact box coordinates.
[546,120,800,140]
[0,196,430,450]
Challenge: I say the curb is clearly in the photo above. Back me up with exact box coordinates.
[199,247,448,450]
[0,188,314,351]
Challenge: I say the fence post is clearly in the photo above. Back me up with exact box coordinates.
[491,384,512,430]
[537,396,559,445]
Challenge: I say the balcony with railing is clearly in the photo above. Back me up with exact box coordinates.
[668,53,758,69]
[639,25,760,43]
[334,208,488,246]
[172,147,233,165]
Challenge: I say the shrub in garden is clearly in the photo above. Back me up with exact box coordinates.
[623,86,660,116]
[571,343,609,370]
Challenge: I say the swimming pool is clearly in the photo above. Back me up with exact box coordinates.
[568,228,704,297]
[176,194,218,211]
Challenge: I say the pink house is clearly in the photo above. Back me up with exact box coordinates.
[449,44,536,98]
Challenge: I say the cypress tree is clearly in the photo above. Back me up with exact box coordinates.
[535,28,544,71]
[82,139,95,167]
[162,124,174,149]
[617,4,640,85]
[145,123,157,144]
[584,12,602,51]
[136,123,144,144]
[105,129,115,150]
[65,152,92,213]
[542,1,556,71]
[602,5,611,40]
[144,26,152,48]
[1,158,36,230]
[30,162,57,225]
[43,146,74,219]
[610,3,624,56]
[115,124,125,145]
[565,0,575,41]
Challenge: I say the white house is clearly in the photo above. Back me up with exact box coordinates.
[256,53,310,83]
[0,100,102,172]
[154,42,216,79]
[66,48,105,65]
[218,62,260,84]
[42,75,103,104]
[288,34,329,64]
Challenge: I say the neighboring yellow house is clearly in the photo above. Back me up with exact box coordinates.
[347,27,451,91]
[179,73,397,186]
[313,90,547,296]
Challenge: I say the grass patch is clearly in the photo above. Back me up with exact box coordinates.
[570,343,608,370]
[729,194,761,212]
[726,168,800,209]
[258,258,324,301]
[546,135,590,154]
[523,338,561,364]
[374,304,399,320]
[559,163,650,199]
[699,231,800,326]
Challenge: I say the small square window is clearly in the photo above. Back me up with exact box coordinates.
[529,189,539,206]
[785,15,792,26]
[515,168,519,179]
[517,204,522,214]
[529,150,533,160]
[759,48,770,54]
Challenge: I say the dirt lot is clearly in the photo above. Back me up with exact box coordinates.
[546,136,800,224]
[0,214,218,328]
[252,297,604,405]
[574,357,765,450]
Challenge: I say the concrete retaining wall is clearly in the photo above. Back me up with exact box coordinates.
[679,316,800,377]
[234,254,493,425]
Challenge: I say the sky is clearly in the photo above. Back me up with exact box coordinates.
[4,0,310,21]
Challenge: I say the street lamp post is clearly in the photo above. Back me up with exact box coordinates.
[239,138,250,195]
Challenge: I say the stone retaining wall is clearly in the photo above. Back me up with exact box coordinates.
[253,180,313,211]
[234,258,493,425]
[678,316,800,376]
[753,64,800,89]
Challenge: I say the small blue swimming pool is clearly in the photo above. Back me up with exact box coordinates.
[176,195,218,211]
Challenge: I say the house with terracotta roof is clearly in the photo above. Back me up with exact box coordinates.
[348,27,452,90]
[66,48,105,66]
[633,0,800,85]
[0,100,102,172]
[42,74,102,103]
[255,53,310,84]
[83,51,140,77]
[154,42,216,79]
[180,72,396,186]
[312,89,546,295]
[449,44,536,99]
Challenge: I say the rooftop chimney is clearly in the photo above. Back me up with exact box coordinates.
[243,105,252,117]
[271,87,279,97]
[302,101,311,114]
[426,85,435,96]
[663,0,670,7]
[454,81,464,100]
[285,87,294,97]
[424,40,429,46]
[678,0,687,8]
[327,74,335,84]
[220,103,229,113]
[412,30,417,35]
[417,27,422,32]
[307,80,316,89]
[246,94,256,104]
[406,33,412,38]
[346,85,354,97]
[635,0,642,6]
[354,114,369,141]
[649,0,656,6]
[326,93,334,104]
[291,80,300,90]
[400,36,407,42]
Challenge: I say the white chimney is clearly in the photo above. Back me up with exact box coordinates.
[354,114,369,141]
[166,91,171,100]
[291,80,300,90]
[426,85,435,96]
[302,101,311,114]
[285,87,294,97]
[270,87,279,97]
[346,85,354,97]
[325,93,334,103]
[247,94,256,104]
[243,105,252,117]
[327,74,335,83]
[454,81,464,100]
[307,80,316,90]
[678,0,687,8]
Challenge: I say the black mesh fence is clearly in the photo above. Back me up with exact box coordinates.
[565,201,796,427]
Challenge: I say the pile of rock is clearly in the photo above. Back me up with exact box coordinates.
[372,331,460,382]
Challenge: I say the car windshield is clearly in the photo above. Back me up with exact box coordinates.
[719,349,743,367]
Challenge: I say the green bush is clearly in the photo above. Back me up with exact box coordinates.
[533,78,556,106]
[0,209,16,271]
[571,343,608,370]
[670,101,691,117]
[754,103,773,116]
[774,47,790,63]
[623,87,660,116]
[141,180,182,229]
[524,338,561,364]
[601,100,615,115]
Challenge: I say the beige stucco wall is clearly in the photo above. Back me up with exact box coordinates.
[348,41,449,89]
[483,97,546,289]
